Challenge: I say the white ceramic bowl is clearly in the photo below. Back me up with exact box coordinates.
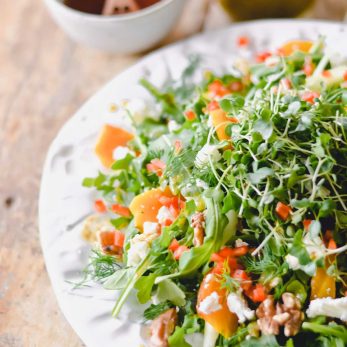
[44,0,186,53]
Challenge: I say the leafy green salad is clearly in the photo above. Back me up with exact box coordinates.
[80,37,347,347]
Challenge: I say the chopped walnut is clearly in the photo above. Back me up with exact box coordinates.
[191,212,205,246]
[256,293,304,337]
[149,308,177,347]
[277,292,304,337]
[256,296,280,335]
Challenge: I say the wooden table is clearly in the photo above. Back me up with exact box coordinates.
[0,0,346,346]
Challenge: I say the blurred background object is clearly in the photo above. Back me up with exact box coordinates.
[1,0,347,346]
[219,0,315,20]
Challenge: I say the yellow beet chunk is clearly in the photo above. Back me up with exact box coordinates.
[197,272,238,338]
[129,188,174,230]
[95,125,134,168]
[311,262,336,299]
[210,109,237,142]
[279,40,313,56]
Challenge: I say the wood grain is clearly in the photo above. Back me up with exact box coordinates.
[0,0,346,346]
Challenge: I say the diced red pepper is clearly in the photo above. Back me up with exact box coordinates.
[232,269,252,292]
[185,110,197,121]
[173,245,189,260]
[280,78,292,90]
[208,80,231,98]
[111,204,131,218]
[248,284,267,302]
[169,239,180,252]
[256,51,272,63]
[114,230,125,248]
[301,91,320,104]
[344,71,347,81]
[207,100,220,112]
[275,202,292,221]
[211,253,225,263]
[218,246,249,258]
[94,199,107,213]
[174,140,182,153]
[328,238,337,250]
[303,219,312,231]
[237,35,250,47]
[322,70,331,78]
[98,230,125,254]
[229,81,243,92]
[146,158,166,177]
[303,59,314,76]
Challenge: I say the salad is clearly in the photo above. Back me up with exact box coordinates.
[80,38,347,347]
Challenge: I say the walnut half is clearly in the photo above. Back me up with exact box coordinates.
[256,293,304,337]
[191,212,205,246]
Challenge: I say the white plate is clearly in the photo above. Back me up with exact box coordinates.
[39,20,347,347]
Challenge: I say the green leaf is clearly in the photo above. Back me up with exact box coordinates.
[111,154,134,170]
[111,217,130,229]
[240,335,282,347]
[285,279,307,303]
[144,301,172,321]
[248,167,273,184]
[253,119,273,140]
[103,268,135,290]
[302,322,347,343]
[219,95,245,113]
[156,280,186,306]
[134,273,157,304]
[168,327,191,347]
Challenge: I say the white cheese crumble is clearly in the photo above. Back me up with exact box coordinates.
[168,120,180,132]
[143,222,159,235]
[235,239,249,248]
[198,292,222,315]
[195,144,221,169]
[156,206,175,225]
[112,146,134,160]
[303,233,325,259]
[285,254,300,270]
[227,293,255,323]
[127,235,150,267]
[196,179,209,189]
[306,297,347,322]
[123,98,160,124]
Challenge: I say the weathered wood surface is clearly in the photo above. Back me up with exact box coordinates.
[0,0,346,346]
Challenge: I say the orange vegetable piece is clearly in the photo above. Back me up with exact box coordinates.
[311,267,336,299]
[278,40,313,56]
[197,272,238,338]
[185,110,197,121]
[208,80,231,99]
[94,199,107,213]
[303,219,312,231]
[256,51,272,63]
[129,187,175,230]
[169,239,180,252]
[237,35,250,47]
[173,245,189,260]
[218,246,249,258]
[232,269,252,292]
[302,91,320,104]
[95,125,134,168]
[275,202,292,221]
[209,108,238,141]
[111,204,131,218]
[247,283,267,303]
[98,230,125,255]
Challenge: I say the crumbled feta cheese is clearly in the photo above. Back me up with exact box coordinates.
[156,206,175,225]
[143,222,160,235]
[306,297,347,322]
[285,254,300,270]
[195,145,222,169]
[227,293,255,323]
[124,98,160,124]
[112,146,134,160]
[198,292,222,315]
[127,235,150,267]
[168,120,180,132]
[235,239,249,248]
[303,234,325,259]
[196,179,209,189]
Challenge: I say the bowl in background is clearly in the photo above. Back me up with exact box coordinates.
[44,0,186,53]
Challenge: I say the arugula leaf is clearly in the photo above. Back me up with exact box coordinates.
[143,301,172,321]
[156,279,186,306]
[103,268,135,290]
[134,273,157,304]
